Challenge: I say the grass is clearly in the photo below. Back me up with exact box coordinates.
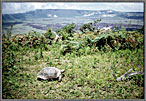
[3,45,144,99]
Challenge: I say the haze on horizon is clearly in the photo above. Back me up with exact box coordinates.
[2,2,144,14]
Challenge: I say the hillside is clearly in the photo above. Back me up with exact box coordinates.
[2,20,144,99]
[2,9,144,21]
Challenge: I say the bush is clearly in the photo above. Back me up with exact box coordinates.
[60,41,80,55]
[79,19,101,33]
[84,30,144,50]
[57,23,76,40]
[44,28,56,40]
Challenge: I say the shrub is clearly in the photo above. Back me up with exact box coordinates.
[57,23,76,40]
[79,19,101,33]
[44,28,56,40]
[84,30,144,50]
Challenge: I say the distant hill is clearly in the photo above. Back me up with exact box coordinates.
[2,9,144,21]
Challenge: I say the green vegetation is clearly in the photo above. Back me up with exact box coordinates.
[2,19,144,99]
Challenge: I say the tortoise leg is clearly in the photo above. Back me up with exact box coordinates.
[58,75,62,81]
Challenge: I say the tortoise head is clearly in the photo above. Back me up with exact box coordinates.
[57,69,64,77]
[58,69,65,81]
[60,69,65,73]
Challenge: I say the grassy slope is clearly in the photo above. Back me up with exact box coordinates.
[8,44,144,99]
[2,23,144,99]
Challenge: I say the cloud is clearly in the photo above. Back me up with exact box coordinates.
[53,15,58,18]
[2,2,144,14]
[101,2,144,12]
[2,3,35,14]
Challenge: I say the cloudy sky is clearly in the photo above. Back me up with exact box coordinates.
[2,2,144,14]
